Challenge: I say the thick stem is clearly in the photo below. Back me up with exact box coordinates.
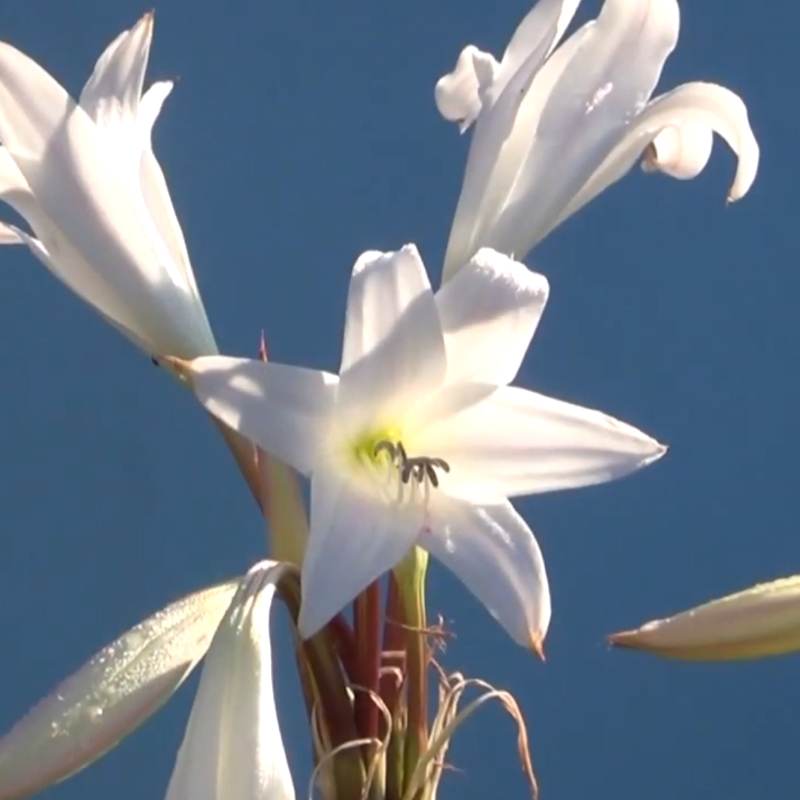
[353,580,383,742]
[380,574,406,719]
[393,547,430,797]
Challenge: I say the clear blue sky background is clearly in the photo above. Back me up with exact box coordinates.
[0,1,794,798]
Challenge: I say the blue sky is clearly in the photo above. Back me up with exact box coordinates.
[0,0,795,798]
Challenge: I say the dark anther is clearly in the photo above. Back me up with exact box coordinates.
[374,438,451,489]
[424,462,439,488]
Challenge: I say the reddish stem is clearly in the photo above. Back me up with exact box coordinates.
[379,574,407,719]
[327,614,358,683]
[353,580,382,741]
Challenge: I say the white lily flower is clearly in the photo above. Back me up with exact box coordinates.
[0,562,294,800]
[0,13,217,357]
[179,245,667,649]
[436,0,760,278]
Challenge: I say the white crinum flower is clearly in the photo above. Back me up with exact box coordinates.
[0,562,295,800]
[182,244,667,649]
[0,13,217,358]
[435,0,760,279]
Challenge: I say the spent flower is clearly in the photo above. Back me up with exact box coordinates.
[436,0,759,278]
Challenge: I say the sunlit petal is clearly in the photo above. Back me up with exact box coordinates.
[188,356,338,476]
[299,466,422,638]
[488,0,681,259]
[341,245,435,372]
[610,576,800,661]
[556,82,758,228]
[499,0,582,87]
[425,498,551,652]
[0,581,238,800]
[338,245,446,427]
[435,248,548,385]
[165,562,295,800]
[426,385,666,501]
[135,80,209,309]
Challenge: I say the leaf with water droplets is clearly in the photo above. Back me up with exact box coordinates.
[0,579,239,800]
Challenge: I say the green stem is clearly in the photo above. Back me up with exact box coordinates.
[393,547,430,798]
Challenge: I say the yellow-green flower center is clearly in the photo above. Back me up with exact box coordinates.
[351,427,403,468]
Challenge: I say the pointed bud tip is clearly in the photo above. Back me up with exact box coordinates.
[606,630,639,650]
[530,631,546,661]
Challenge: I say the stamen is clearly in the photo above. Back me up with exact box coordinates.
[373,438,451,495]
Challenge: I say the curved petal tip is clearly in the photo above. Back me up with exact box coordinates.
[530,631,546,661]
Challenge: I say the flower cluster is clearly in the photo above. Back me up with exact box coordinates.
[0,1,772,799]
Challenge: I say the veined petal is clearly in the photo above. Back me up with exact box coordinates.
[338,245,446,429]
[0,581,238,800]
[488,0,681,260]
[425,385,666,501]
[609,576,800,661]
[341,245,434,372]
[0,40,209,357]
[188,356,337,476]
[299,465,422,638]
[435,248,549,385]
[556,82,758,225]
[424,498,551,652]
[164,562,296,800]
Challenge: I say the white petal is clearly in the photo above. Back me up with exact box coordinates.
[558,82,758,223]
[0,222,22,244]
[442,12,587,279]
[466,0,680,264]
[435,248,548,385]
[341,245,434,371]
[337,245,446,429]
[137,79,212,324]
[424,385,666,501]
[641,120,713,180]
[78,14,211,334]
[0,146,164,349]
[0,41,208,356]
[434,45,499,133]
[165,562,296,800]
[79,13,152,127]
[424,498,551,649]
[299,465,422,638]
[189,356,337,476]
[0,581,238,800]
[498,0,583,93]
